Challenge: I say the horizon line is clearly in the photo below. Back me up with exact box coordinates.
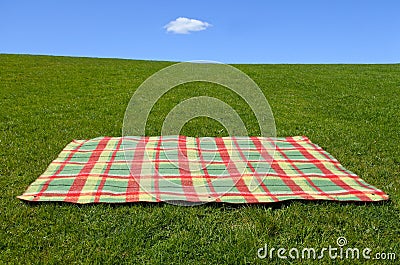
[1,52,399,65]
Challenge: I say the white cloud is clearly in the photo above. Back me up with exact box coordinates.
[164,17,211,34]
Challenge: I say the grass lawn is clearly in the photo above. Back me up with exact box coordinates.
[1,54,399,264]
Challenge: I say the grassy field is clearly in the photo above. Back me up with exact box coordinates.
[1,54,399,264]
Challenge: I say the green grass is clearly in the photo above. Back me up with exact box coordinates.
[1,54,399,264]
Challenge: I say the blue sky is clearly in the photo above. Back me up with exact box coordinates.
[1,0,399,63]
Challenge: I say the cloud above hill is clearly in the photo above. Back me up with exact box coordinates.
[164,17,211,34]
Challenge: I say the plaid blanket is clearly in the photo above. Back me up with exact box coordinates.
[18,136,388,204]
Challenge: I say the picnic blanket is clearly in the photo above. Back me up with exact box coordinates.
[18,136,388,204]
